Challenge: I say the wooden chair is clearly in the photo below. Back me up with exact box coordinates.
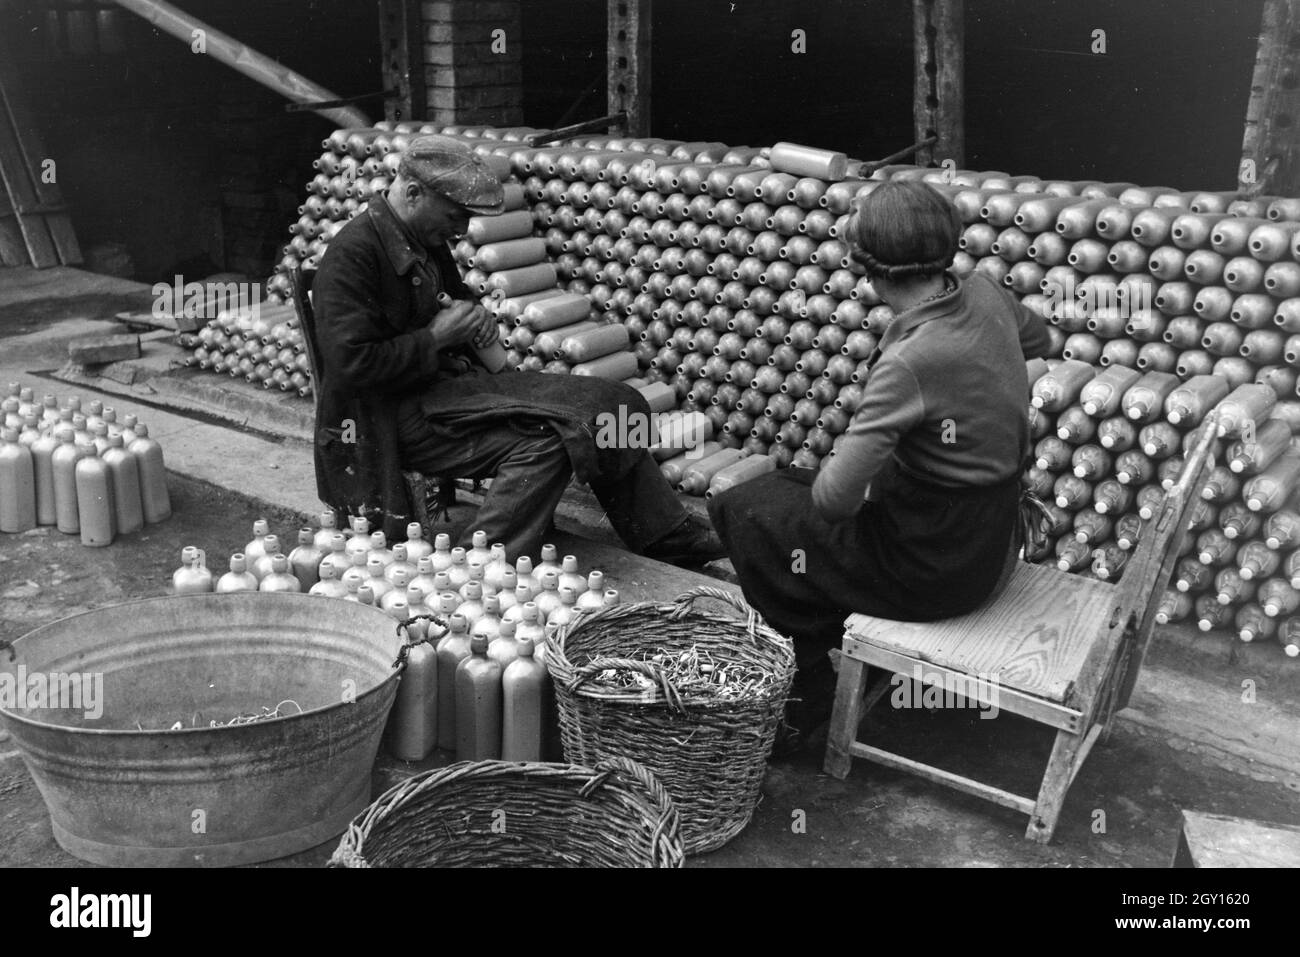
[823,410,1220,843]
[286,266,450,535]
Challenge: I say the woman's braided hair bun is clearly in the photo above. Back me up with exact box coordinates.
[847,180,962,280]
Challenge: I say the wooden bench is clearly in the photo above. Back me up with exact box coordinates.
[824,411,1221,843]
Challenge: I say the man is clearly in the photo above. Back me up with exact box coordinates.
[311,134,724,565]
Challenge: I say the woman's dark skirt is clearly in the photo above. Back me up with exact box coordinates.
[707,462,1020,671]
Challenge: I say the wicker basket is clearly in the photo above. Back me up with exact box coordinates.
[328,757,683,868]
[545,585,796,855]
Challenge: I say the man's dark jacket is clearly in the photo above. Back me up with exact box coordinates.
[311,196,470,540]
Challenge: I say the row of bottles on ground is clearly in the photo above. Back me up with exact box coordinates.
[0,384,171,543]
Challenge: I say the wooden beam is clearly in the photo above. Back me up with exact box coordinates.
[608,0,651,138]
[912,0,964,168]
[379,0,428,123]
[1240,0,1300,195]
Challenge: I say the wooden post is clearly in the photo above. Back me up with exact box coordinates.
[379,0,427,123]
[608,0,651,138]
[912,0,964,168]
[1240,0,1300,195]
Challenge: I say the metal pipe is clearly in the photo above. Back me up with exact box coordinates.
[111,0,371,128]
[527,112,629,146]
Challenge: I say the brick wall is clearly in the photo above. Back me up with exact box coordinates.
[422,0,524,126]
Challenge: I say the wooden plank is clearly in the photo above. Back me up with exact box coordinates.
[913,0,964,167]
[0,189,29,266]
[0,34,80,265]
[608,0,651,138]
[844,562,1117,704]
[0,110,58,267]
[1178,810,1300,868]
[841,637,1085,733]
[1240,0,1300,195]
[848,741,1036,816]
[379,0,427,123]
[824,652,869,779]
[68,334,142,365]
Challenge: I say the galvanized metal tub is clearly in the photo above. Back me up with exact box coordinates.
[0,592,404,866]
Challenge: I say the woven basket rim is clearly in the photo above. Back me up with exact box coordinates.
[545,585,795,708]
[329,757,684,868]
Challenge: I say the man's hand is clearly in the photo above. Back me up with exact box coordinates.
[430,293,495,351]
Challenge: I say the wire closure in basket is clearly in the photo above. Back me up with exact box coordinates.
[327,756,684,868]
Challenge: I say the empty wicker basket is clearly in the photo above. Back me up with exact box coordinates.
[545,585,796,855]
[328,757,683,868]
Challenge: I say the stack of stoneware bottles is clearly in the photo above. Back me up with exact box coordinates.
[170,515,620,763]
[0,383,171,546]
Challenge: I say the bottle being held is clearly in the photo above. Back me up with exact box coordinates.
[437,291,507,373]
[172,546,214,594]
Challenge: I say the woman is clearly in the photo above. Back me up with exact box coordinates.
[708,180,1051,731]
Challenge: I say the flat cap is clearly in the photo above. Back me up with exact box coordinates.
[398,134,504,215]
